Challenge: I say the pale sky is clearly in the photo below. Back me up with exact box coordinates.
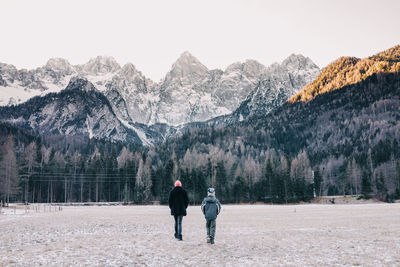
[1,0,399,81]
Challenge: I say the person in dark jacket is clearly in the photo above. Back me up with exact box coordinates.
[168,180,189,241]
[201,188,221,244]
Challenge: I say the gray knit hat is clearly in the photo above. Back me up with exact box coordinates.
[207,188,215,197]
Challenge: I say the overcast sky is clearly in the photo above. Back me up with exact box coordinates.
[1,0,399,81]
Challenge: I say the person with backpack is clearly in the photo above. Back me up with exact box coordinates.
[201,188,221,244]
[168,180,189,241]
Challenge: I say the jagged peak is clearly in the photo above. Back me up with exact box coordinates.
[122,62,137,72]
[244,59,265,67]
[282,53,319,71]
[81,56,121,74]
[65,76,97,92]
[46,57,71,66]
[119,62,154,85]
[0,62,18,72]
[45,57,74,72]
[225,61,242,71]
[174,51,203,65]
[225,59,266,75]
[121,62,140,78]
[168,51,209,78]
[284,53,306,61]
[90,55,118,64]
[180,51,195,59]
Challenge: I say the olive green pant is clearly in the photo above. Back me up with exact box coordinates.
[206,219,216,239]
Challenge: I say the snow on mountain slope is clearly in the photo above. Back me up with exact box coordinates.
[151,53,272,126]
[0,59,76,106]
[151,52,212,125]
[0,78,169,145]
[105,63,158,124]
[152,52,320,126]
[212,59,267,110]
[0,52,320,144]
[0,56,121,105]
[234,54,320,119]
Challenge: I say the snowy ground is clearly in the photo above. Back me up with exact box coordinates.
[1,204,400,266]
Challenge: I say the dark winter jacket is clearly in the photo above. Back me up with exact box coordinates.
[168,186,189,216]
[201,196,221,220]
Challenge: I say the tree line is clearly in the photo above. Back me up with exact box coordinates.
[1,130,399,205]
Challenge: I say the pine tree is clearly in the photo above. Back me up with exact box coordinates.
[0,136,19,204]
[215,161,228,203]
[375,171,387,201]
[361,171,372,199]
[160,159,174,203]
[233,175,247,203]
[313,167,322,197]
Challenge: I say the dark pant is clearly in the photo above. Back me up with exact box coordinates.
[206,219,216,239]
[174,215,183,238]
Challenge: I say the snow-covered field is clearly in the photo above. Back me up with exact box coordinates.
[1,204,400,266]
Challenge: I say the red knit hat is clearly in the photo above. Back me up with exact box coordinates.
[174,180,182,187]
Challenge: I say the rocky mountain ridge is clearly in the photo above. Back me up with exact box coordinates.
[290,45,400,103]
[0,52,320,144]
[0,77,168,145]
[0,52,319,124]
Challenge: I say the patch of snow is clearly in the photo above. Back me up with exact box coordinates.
[0,204,399,266]
[118,118,151,146]
[85,117,93,139]
[0,85,39,106]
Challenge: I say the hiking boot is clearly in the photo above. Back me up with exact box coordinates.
[207,237,211,243]
[210,239,214,244]
[174,233,179,239]
[178,235,183,241]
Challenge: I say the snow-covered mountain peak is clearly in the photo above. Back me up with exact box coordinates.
[244,59,267,72]
[167,51,209,79]
[120,63,141,79]
[178,51,201,63]
[80,56,121,75]
[0,63,18,83]
[1,52,320,140]
[225,61,243,72]
[282,54,319,72]
[122,62,137,73]
[233,54,320,121]
[225,59,266,77]
[45,58,75,74]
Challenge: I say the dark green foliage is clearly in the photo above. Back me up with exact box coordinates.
[375,172,387,201]
[215,162,229,202]
[361,171,372,199]
[314,167,322,197]
[159,159,174,204]
[180,168,207,205]
[371,140,393,166]
[232,176,247,203]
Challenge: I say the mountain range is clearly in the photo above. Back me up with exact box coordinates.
[1,45,400,203]
[0,52,320,144]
